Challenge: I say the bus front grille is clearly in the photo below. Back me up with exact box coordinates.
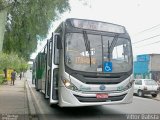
[74,94,126,102]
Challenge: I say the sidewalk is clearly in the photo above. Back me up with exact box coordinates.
[0,77,29,119]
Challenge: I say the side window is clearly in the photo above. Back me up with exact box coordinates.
[135,80,139,85]
[44,46,47,61]
[54,27,62,65]
[49,41,52,66]
[54,38,59,65]
[139,80,142,85]
[135,80,142,85]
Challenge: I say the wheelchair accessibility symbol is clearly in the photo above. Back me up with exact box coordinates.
[104,62,112,72]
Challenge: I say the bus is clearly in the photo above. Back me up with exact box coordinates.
[33,18,134,107]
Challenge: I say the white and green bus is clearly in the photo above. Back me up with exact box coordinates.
[33,18,134,107]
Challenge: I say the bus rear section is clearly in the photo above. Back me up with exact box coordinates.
[34,53,45,91]
[34,18,134,107]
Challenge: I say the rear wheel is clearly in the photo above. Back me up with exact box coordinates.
[50,103,58,108]
[36,89,39,91]
[152,94,157,97]
[138,90,143,97]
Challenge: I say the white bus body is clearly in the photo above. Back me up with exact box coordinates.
[34,18,134,107]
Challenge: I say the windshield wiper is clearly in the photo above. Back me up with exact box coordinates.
[108,34,119,61]
[108,40,110,61]
[83,31,92,66]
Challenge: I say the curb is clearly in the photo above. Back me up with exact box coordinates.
[153,98,160,101]
[26,79,47,120]
[25,80,39,120]
[26,80,36,114]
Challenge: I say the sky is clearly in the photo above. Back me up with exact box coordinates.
[31,0,160,59]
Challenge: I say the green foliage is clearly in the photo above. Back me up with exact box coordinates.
[0,0,5,10]
[0,69,3,74]
[2,0,70,60]
[0,52,28,72]
[0,75,4,84]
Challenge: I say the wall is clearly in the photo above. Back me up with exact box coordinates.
[134,61,149,74]
[149,54,160,71]
[134,54,150,79]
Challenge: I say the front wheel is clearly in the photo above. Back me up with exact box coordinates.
[138,90,143,97]
[152,94,157,97]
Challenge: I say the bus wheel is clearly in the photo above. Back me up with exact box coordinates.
[50,104,58,108]
[36,89,39,91]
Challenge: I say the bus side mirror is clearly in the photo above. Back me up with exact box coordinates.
[55,34,62,49]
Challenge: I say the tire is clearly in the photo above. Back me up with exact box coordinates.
[152,94,157,97]
[50,104,58,108]
[138,90,143,97]
[36,89,40,91]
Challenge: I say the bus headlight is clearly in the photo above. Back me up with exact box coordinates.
[62,79,78,91]
[117,80,134,91]
[123,80,134,91]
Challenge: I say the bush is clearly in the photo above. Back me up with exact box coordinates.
[0,76,4,84]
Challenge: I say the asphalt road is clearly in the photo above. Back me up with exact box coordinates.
[25,71,160,120]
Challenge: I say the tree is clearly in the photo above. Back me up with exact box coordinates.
[2,0,70,60]
[0,52,28,73]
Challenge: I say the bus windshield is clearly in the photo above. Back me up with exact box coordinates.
[65,32,132,73]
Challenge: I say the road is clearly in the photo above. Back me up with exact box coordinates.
[25,70,160,120]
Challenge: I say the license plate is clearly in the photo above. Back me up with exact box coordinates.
[96,93,108,99]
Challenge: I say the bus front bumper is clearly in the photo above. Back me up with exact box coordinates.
[58,86,134,107]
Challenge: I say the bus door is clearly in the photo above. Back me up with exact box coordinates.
[44,39,52,98]
[49,33,59,103]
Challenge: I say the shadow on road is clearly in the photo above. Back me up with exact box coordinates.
[134,93,153,98]
[42,103,125,120]
[42,105,124,120]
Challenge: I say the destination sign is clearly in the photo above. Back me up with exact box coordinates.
[75,56,96,64]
